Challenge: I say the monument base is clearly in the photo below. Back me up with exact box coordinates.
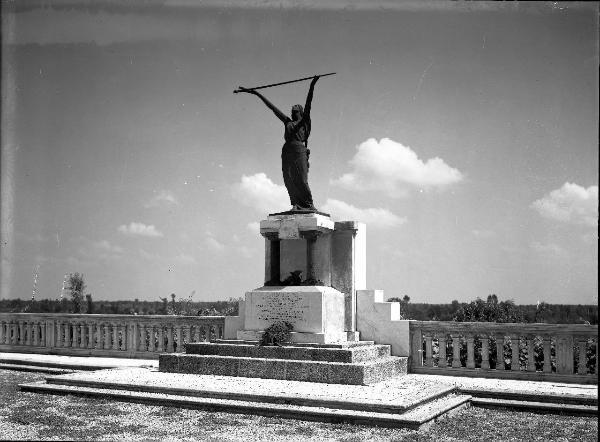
[241,285,347,344]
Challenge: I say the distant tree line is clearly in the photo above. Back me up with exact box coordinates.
[387,294,598,325]
[2,294,597,324]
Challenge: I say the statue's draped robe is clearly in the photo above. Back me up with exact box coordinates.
[281,104,315,210]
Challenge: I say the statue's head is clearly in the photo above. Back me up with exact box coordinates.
[291,104,303,121]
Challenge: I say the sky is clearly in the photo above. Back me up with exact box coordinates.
[1,1,598,305]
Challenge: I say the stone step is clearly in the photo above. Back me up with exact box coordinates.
[0,358,100,371]
[160,353,408,385]
[184,342,391,363]
[0,362,75,375]
[18,380,471,430]
[462,388,598,406]
[470,397,598,416]
[41,369,454,414]
[212,339,376,348]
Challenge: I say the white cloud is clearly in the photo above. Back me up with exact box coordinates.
[231,173,289,213]
[205,233,225,252]
[331,138,463,198]
[118,222,164,237]
[531,183,598,227]
[144,190,178,208]
[321,198,406,229]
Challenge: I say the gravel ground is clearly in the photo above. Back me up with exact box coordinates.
[1,370,598,441]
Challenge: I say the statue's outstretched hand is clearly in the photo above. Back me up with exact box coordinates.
[238,86,257,95]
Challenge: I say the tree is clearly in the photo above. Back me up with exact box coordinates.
[68,273,86,313]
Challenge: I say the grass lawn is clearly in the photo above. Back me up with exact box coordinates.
[0,370,597,441]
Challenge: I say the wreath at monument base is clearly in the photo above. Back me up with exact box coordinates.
[264,270,325,287]
[259,321,294,346]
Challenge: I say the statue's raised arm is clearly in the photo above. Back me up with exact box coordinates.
[236,74,332,213]
[237,87,289,124]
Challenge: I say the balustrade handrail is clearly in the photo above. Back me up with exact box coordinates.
[410,320,597,335]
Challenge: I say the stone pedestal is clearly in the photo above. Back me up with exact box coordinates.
[237,286,347,344]
[259,213,366,336]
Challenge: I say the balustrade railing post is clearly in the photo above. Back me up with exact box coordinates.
[88,323,95,349]
[167,325,174,352]
[193,325,200,343]
[542,336,552,373]
[175,325,183,351]
[18,321,24,345]
[527,335,536,372]
[438,334,447,368]
[424,334,433,367]
[72,322,79,348]
[451,334,461,368]
[148,325,156,352]
[32,322,39,346]
[510,335,520,371]
[481,335,490,369]
[63,322,70,348]
[26,322,32,346]
[129,322,137,352]
[577,338,588,375]
[218,324,224,339]
[79,324,86,348]
[139,324,146,351]
[111,323,118,350]
[0,321,4,344]
[158,326,165,352]
[466,334,475,369]
[40,321,47,347]
[97,323,104,350]
[495,334,505,370]
[104,323,111,350]
[410,328,423,368]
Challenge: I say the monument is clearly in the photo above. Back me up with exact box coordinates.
[159,74,407,384]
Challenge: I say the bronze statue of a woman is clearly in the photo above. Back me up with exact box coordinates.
[238,76,320,212]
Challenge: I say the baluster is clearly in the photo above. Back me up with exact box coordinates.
[79,324,86,348]
[97,323,104,349]
[495,334,505,370]
[510,334,520,371]
[175,325,183,351]
[466,334,475,369]
[18,321,24,345]
[111,323,118,350]
[63,322,70,347]
[148,325,155,352]
[438,334,447,368]
[158,325,165,352]
[451,334,461,368]
[527,335,536,372]
[72,322,79,348]
[119,324,125,351]
[424,334,433,367]
[128,322,136,351]
[193,325,200,343]
[88,323,95,349]
[577,339,588,375]
[26,322,32,346]
[104,323,111,349]
[185,325,192,345]
[0,321,4,344]
[218,324,224,339]
[40,321,46,346]
[55,322,62,347]
[167,325,174,352]
[481,335,490,369]
[32,322,39,346]
[139,324,146,351]
[200,326,207,342]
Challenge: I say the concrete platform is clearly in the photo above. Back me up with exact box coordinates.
[18,367,469,429]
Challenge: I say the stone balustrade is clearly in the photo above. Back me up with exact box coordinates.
[0,313,225,359]
[410,321,598,384]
